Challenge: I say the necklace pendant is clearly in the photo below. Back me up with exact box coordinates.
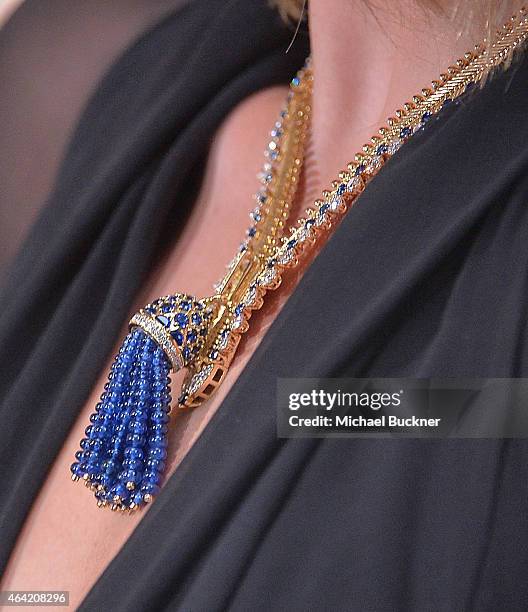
[131,292,238,409]
[70,56,311,511]
[130,294,216,373]
[70,10,528,511]
[69,292,239,511]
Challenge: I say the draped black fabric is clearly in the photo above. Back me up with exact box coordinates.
[0,0,190,280]
[1,0,528,610]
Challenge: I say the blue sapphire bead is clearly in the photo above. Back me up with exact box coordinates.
[85,463,102,476]
[132,491,145,506]
[149,447,167,461]
[148,433,168,446]
[124,447,145,460]
[122,458,143,470]
[70,462,85,477]
[146,458,166,472]
[119,470,142,484]
[130,422,147,435]
[88,440,104,452]
[142,472,161,485]
[150,423,168,435]
[140,483,161,496]
[151,411,169,425]
[109,483,129,500]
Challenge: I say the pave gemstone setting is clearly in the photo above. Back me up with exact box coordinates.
[132,294,213,371]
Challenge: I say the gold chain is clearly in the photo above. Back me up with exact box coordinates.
[131,8,528,409]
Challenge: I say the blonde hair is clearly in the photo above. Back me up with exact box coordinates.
[272,0,305,21]
[271,1,525,57]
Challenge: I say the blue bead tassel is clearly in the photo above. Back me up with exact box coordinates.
[71,328,171,510]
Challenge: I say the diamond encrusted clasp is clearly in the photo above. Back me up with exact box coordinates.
[130,293,215,372]
[129,293,238,410]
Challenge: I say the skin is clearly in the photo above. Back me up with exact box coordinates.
[1,0,518,608]
[0,0,23,27]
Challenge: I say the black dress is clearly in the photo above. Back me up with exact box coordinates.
[1,1,528,610]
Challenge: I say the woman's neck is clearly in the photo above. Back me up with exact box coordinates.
[307,0,518,190]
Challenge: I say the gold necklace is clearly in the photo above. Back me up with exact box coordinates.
[72,8,528,511]
[173,7,528,409]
